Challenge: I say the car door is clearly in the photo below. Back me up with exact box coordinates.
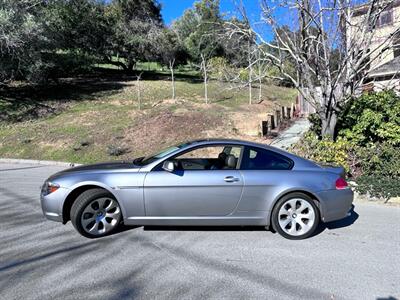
[238,146,294,212]
[143,145,244,216]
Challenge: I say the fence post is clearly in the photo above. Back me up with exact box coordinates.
[275,110,281,126]
[291,103,295,118]
[260,120,268,137]
[268,114,275,129]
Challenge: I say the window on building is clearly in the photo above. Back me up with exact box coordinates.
[377,9,393,27]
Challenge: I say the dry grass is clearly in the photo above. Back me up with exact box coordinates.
[0,77,295,163]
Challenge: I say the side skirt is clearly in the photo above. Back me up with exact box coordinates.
[124,215,268,227]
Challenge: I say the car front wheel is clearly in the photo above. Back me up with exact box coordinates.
[70,189,122,238]
[271,193,320,240]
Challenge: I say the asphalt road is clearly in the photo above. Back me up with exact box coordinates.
[0,163,399,300]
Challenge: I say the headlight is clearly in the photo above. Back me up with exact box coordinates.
[41,181,60,196]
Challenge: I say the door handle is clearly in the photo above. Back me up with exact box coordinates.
[224,176,240,182]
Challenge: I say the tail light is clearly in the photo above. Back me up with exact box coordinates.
[335,178,348,190]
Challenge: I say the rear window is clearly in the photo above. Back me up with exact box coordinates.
[241,146,293,170]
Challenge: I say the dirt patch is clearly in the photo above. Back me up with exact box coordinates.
[229,102,275,136]
[123,110,223,155]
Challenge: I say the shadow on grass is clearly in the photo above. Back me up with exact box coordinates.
[0,67,202,123]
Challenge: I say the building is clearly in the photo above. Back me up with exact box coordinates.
[351,0,400,93]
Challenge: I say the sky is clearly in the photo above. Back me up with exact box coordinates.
[160,0,263,25]
[160,0,285,41]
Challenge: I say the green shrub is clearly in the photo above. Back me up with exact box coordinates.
[355,175,400,202]
[208,57,231,81]
[353,142,400,177]
[289,132,352,173]
[26,51,98,83]
[292,91,400,201]
[339,91,400,146]
[308,113,322,136]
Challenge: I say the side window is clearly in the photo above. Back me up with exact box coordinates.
[241,147,293,170]
[171,145,242,170]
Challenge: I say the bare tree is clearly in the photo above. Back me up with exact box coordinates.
[223,9,260,105]
[135,72,143,110]
[157,29,186,101]
[169,58,176,99]
[200,53,209,104]
[237,0,399,137]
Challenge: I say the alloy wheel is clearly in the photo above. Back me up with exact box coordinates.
[278,198,316,236]
[80,197,121,235]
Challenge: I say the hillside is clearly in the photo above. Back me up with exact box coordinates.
[0,75,296,164]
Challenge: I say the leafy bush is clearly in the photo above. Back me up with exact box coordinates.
[355,176,400,202]
[25,52,98,83]
[339,91,400,146]
[308,113,322,136]
[208,57,230,81]
[289,132,352,173]
[291,133,400,200]
[352,142,400,177]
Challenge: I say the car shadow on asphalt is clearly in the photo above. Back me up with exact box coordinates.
[142,225,266,232]
[312,205,359,237]
[118,205,359,238]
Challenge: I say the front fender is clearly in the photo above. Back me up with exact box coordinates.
[63,181,129,222]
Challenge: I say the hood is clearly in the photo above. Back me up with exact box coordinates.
[49,161,140,179]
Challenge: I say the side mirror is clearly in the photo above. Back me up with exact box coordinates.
[162,160,175,172]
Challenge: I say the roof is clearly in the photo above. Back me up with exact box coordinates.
[369,56,400,77]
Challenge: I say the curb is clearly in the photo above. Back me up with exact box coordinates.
[0,158,82,167]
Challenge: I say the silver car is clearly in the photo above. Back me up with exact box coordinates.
[40,139,353,240]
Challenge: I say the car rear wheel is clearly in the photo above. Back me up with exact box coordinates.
[70,189,122,238]
[271,193,320,240]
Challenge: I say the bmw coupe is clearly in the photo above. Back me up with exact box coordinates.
[40,139,353,239]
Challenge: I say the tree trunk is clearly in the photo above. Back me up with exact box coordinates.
[201,54,208,104]
[136,72,143,110]
[320,110,337,138]
[169,59,176,100]
[258,50,262,102]
[248,41,252,105]
[127,59,135,73]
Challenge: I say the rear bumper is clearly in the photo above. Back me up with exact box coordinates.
[316,189,354,223]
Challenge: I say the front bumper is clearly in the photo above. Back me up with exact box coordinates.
[40,187,70,223]
[316,188,354,223]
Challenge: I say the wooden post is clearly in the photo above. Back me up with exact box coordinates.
[286,107,291,119]
[291,103,295,118]
[275,110,281,126]
[268,114,275,129]
[260,120,268,137]
[281,106,286,119]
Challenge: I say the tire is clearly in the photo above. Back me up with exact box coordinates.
[271,192,320,240]
[70,188,122,238]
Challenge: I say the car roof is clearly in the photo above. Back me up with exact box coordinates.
[140,138,320,171]
[186,138,267,147]
[180,138,320,169]
[183,138,288,154]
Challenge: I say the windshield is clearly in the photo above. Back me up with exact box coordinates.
[135,142,191,166]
